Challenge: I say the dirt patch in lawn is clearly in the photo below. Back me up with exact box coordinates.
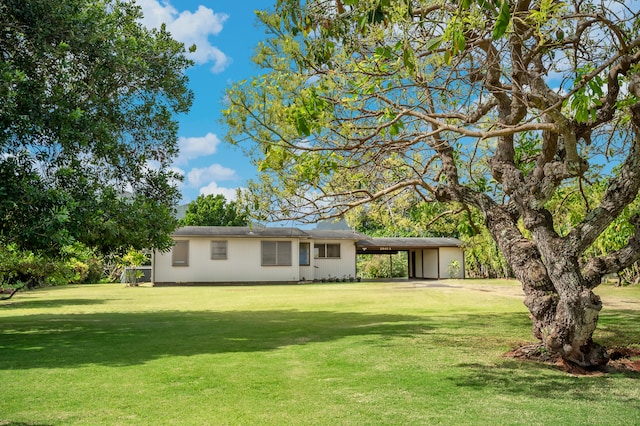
[505,343,640,376]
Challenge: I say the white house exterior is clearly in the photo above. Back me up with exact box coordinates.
[152,226,465,285]
[152,227,363,285]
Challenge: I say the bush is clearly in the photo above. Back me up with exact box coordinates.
[0,244,68,289]
[447,260,461,279]
[357,252,408,279]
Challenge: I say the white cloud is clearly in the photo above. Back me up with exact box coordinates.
[175,132,221,165]
[136,0,231,73]
[187,163,237,187]
[199,182,243,200]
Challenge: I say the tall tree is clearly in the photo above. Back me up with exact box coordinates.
[0,0,192,255]
[224,0,640,367]
[180,194,249,226]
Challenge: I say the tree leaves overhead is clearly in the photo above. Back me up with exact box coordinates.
[226,0,640,367]
[492,0,511,39]
[0,0,193,255]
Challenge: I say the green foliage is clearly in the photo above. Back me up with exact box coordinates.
[545,176,640,284]
[0,242,107,289]
[357,252,408,278]
[0,0,192,256]
[118,248,148,286]
[514,132,542,176]
[225,0,640,296]
[447,260,461,278]
[492,0,511,39]
[61,243,104,284]
[120,249,148,268]
[568,65,605,123]
[464,228,512,279]
[346,194,512,279]
[0,244,69,289]
[180,194,249,227]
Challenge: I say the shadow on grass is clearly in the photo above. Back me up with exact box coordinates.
[452,360,640,403]
[1,304,637,374]
[0,309,434,370]
[0,422,51,426]
[596,309,640,346]
[0,309,536,370]
[0,299,107,310]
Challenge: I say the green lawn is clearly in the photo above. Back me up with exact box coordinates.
[1,280,638,425]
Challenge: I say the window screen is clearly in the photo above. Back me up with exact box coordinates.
[172,240,189,266]
[210,241,227,260]
[314,243,341,259]
[326,243,341,258]
[262,241,292,266]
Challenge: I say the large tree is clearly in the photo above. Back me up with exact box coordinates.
[0,0,192,256]
[224,0,640,368]
[180,194,249,226]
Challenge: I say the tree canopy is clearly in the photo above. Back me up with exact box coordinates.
[0,0,193,256]
[224,0,640,367]
[180,194,249,227]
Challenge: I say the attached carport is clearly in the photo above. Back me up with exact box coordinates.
[355,237,465,279]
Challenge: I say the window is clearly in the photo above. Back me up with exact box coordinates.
[210,241,227,260]
[262,241,292,266]
[172,240,189,266]
[314,243,341,259]
[299,242,310,266]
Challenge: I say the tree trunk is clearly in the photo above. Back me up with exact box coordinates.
[484,205,609,368]
[0,287,20,301]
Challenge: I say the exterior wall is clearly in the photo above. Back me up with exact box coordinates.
[413,250,423,277]
[299,264,315,281]
[152,230,464,284]
[422,249,439,279]
[410,248,463,279]
[311,240,357,281]
[439,247,465,279]
[154,237,301,283]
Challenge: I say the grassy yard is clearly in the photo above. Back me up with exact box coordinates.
[1,280,638,425]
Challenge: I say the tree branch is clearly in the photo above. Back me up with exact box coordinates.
[583,215,640,288]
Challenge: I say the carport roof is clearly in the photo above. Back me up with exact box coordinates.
[355,237,463,254]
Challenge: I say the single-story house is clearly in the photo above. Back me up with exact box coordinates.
[152,226,464,285]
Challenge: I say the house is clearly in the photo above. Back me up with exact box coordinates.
[152,226,464,285]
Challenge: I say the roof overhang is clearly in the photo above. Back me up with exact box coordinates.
[356,237,463,254]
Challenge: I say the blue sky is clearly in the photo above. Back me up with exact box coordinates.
[137,0,276,205]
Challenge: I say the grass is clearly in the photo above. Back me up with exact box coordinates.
[0,280,638,425]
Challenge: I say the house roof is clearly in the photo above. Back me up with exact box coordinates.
[305,229,368,240]
[171,226,310,238]
[172,226,367,240]
[170,227,464,252]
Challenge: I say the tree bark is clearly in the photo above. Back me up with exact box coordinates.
[483,203,609,367]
